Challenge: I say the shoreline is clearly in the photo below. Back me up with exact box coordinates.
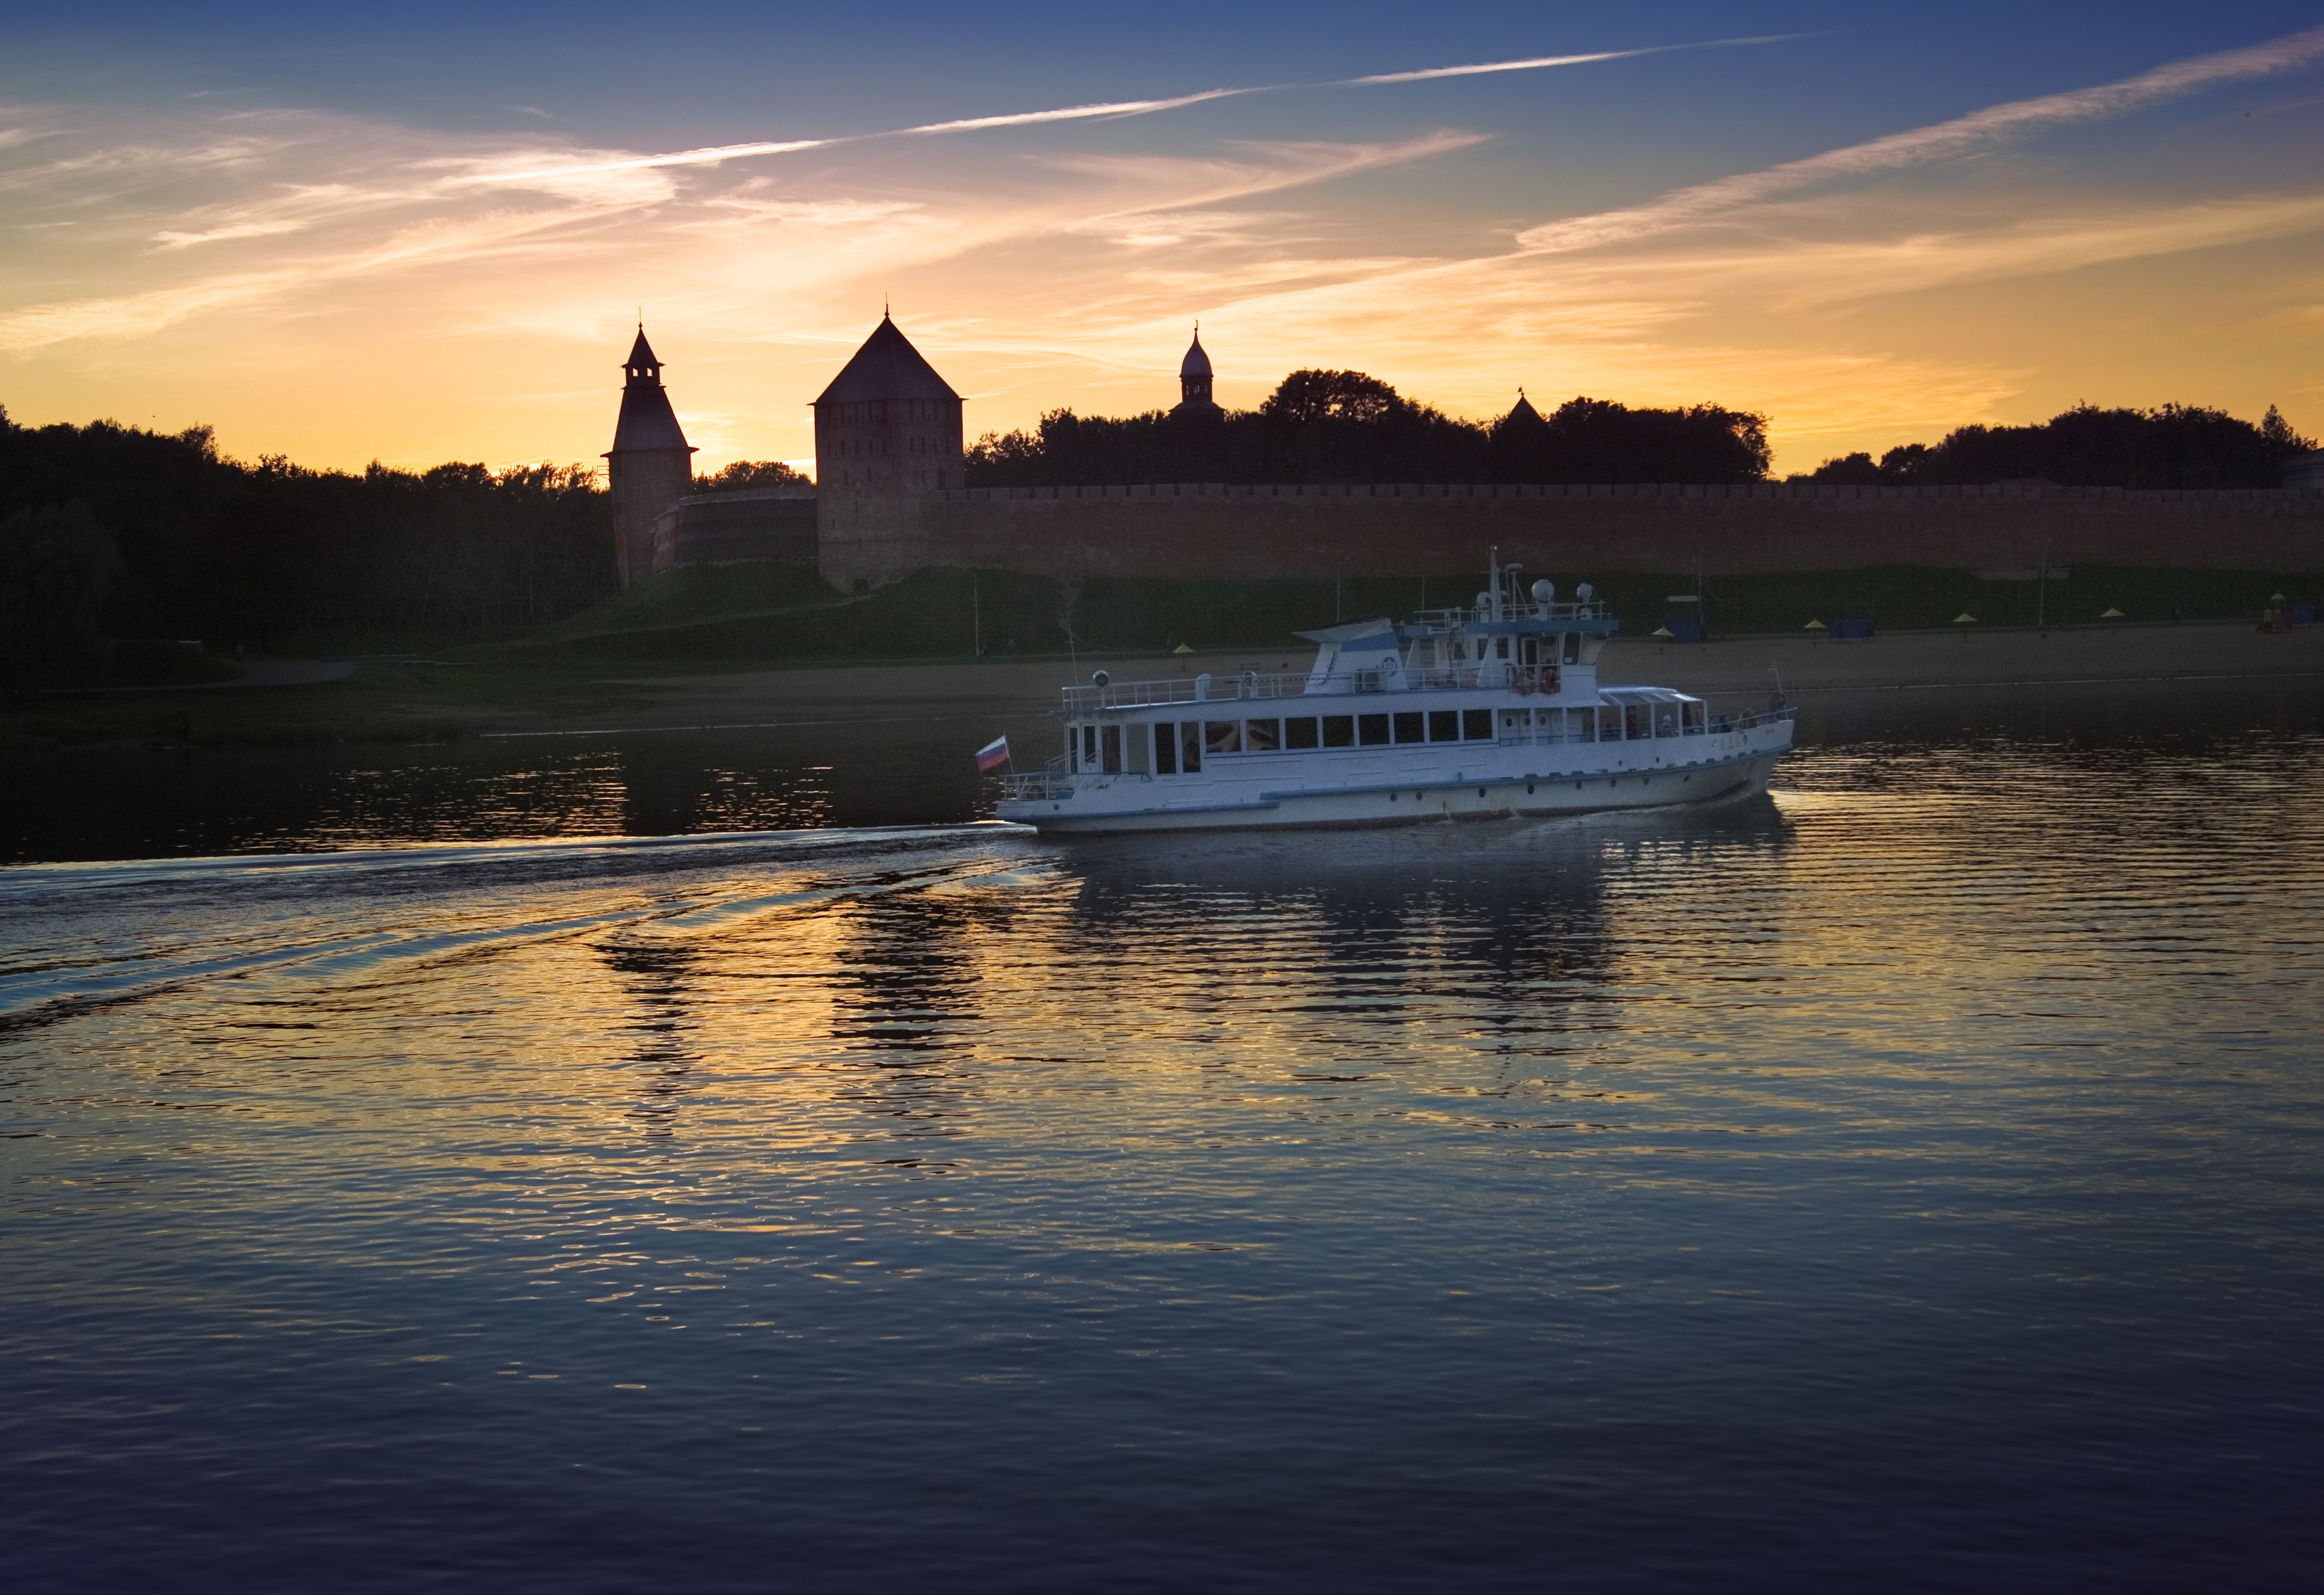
[497,622,2324,734]
[11,621,2321,752]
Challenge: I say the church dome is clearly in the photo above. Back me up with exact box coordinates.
[1179,329,1212,380]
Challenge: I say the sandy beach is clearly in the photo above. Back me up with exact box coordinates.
[505,621,2324,734]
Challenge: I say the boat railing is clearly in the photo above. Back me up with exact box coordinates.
[1060,663,1559,710]
[1711,706,1799,734]
[1415,600,1606,626]
[996,764,1076,799]
[1062,670,1315,711]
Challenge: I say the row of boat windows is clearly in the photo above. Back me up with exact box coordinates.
[1068,701,1708,774]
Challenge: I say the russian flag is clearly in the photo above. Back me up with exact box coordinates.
[975,734,1011,773]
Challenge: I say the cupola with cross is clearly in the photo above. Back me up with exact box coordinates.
[1173,325,1222,418]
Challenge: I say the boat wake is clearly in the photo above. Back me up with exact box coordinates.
[0,823,1042,1032]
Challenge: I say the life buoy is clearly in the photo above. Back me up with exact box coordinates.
[1514,669,1536,697]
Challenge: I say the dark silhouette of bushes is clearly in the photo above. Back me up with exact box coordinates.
[964,371,1769,487]
[695,459,810,492]
[0,406,616,660]
[1797,404,2314,489]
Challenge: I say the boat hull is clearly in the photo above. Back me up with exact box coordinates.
[997,746,1784,835]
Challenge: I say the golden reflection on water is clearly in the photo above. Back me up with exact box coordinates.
[6,728,2324,1586]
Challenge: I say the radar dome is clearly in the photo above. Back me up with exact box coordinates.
[1531,578,1554,604]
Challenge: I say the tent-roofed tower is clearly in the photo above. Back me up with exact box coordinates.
[1173,325,1221,418]
[604,325,697,586]
[811,313,964,591]
[1489,388,1551,479]
[813,313,963,497]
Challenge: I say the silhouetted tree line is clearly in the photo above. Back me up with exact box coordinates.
[0,406,616,685]
[696,459,811,491]
[1798,403,2315,489]
[964,370,1772,487]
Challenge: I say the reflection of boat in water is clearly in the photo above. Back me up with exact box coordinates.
[994,557,1795,835]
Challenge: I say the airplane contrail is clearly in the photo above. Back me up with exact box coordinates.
[471,34,1799,187]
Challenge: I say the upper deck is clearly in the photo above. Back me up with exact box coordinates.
[1062,587,1618,713]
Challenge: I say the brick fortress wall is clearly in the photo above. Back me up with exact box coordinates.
[815,481,2324,588]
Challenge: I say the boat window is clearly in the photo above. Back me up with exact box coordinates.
[1155,722,1179,774]
[1463,709,1493,740]
[1205,720,1241,754]
[1181,722,1203,773]
[1564,632,1582,664]
[1323,715,1355,748]
[1126,724,1150,773]
[1284,716,1320,750]
[1244,718,1281,752]
[1428,709,1459,742]
[1625,703,1653,740]
[1655,704,1680,738]
[1567,708,1592,742]
[1359,713,1390,746]
[1392,711,1424,743]
[1082,724,1099,766]
[1102,725,1122,772]
[1598,706,1623,740]
[1683,701,1706,734]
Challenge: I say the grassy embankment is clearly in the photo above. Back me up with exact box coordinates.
[487,562,2322,662]
[6,562,2313,750]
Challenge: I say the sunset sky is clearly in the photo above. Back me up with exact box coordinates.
[4,2,2321,478]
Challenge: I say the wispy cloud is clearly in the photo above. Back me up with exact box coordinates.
[459,33,1787,191]
[1519,23,2324,252]
[152,218,307,250]
[1346,35,1799,86]
[2,27,2318,473]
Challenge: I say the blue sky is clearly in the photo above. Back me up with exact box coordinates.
[5,3,2321,472]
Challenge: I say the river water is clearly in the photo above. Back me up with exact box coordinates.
[5,685,2323,1591]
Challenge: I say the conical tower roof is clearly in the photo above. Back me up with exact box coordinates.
[610,325,691,454]
[816,315,959,406]
[1503,390,1544,427]
[1179,327,1212,379]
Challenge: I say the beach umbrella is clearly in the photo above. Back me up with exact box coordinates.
[1173,643,1194,655]
[2101,607,2126,620]
[1803,618,1827,631]
[1953,612,1977,624]
[1652,626,1675,639]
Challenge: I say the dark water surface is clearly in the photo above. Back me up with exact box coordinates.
[5,687,2324,1591]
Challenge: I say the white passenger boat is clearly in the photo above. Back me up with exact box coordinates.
[993,558,1795,835]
